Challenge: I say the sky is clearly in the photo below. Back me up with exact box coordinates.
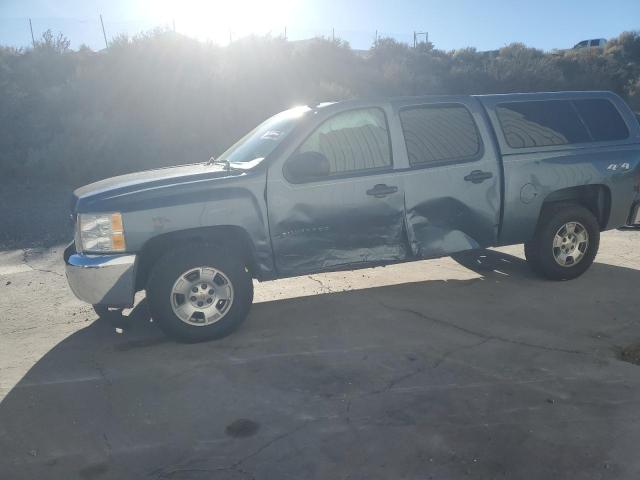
[1,0,639,52]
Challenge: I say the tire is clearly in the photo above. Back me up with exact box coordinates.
[146,243,253,342]
[524,203,600,280]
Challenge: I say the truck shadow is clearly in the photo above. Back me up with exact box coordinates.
[2,249,640,479]
[451,248,537,278]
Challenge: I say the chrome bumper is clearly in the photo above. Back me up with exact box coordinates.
[64,244,137,307]
[631,203,640,226]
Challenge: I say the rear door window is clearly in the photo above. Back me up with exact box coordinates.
[496,100,591,148]
[400,104,481,167]
[572,99,629,141]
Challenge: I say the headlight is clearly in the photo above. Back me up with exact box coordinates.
[78,212,126,253]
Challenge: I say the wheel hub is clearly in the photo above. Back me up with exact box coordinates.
[170,267,234,326]
[552,221,589,267]
[188,282,215,307]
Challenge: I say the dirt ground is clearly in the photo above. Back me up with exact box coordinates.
[1,229,640,479]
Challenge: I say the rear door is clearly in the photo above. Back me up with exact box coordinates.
[397,98,502,257]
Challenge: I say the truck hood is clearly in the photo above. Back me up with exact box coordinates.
[71,163,246,214]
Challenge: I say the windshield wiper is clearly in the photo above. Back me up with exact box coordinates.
[207,156,229,170]
[206,156,242,172]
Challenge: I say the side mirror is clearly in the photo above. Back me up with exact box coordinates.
[284,151,330,182]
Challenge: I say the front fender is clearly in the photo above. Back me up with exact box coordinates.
[105,173,274,278]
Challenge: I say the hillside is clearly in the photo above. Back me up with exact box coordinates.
[1,29,639,186]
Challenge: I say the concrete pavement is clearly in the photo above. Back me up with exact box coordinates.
[1,230,639,479]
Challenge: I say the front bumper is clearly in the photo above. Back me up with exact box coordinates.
[64,243,137,307]
[630,203,640,226]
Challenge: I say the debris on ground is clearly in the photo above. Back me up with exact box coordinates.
[618,343,640,365]
[225,419,260,438]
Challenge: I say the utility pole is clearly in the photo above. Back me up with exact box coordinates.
[172,18,176,32]
[99,14,108,48]
[332,27,335,42]
[28,18,35,47]
[375,29,378,47]
[284,26,287,40]
[414,31,429,48]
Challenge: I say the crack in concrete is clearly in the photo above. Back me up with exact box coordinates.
[21,249,63,277]
[432,337,493,369]
[3,325,39,335]
[152,421,311,479]
[3,316,90,336]
[379,301,587,356]
[92,352,115,462]
[227,421,309,471]
[370,365,428,395]
[307,275,333,293]
[102,432,112,456]
[364,341,490,397]
[152,467,224,479]
[345,397,353,423]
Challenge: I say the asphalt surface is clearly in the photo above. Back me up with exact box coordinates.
[1,230,640,479]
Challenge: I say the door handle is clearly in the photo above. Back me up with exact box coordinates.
[464,170,493,184]
[366,184,398,198]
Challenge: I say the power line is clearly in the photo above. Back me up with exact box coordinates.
[11,16,425,50]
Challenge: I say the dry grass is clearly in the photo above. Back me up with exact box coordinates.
[0,180,72,250]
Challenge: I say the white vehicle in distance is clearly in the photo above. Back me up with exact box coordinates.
[574,38,607,49]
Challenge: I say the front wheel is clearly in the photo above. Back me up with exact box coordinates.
[147,244,253,342]
[524,203,600,280]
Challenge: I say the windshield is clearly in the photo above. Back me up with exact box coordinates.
[218,106,310,165]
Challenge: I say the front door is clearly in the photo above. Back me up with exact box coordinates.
[267,107,407,276]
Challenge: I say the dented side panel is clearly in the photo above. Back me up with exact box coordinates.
[265,102,409,276]
[267,174,408,276]
[393,97,502,258]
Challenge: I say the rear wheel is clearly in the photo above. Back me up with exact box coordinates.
[147,244,253,342]
[524,203,600,280]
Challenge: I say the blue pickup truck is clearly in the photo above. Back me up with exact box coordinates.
[65,91,640,342]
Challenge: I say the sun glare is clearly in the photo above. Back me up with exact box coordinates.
[154,0,298,42]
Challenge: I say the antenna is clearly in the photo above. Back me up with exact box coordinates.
[28,18,35,48]
[99,14,108,48]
